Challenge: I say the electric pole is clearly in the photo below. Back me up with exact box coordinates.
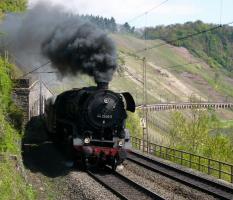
[143,57,148,153]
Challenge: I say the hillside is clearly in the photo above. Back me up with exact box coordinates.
[109,33,233,144]
[111,33,233,104]
[144,21,233,73]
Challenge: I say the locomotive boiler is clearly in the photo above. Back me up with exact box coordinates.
[44,82,135,170]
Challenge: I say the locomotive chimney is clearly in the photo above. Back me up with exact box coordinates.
[97,82,109,90]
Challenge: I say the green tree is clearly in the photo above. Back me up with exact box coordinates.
[169,110,211,153]
[169,110,233,163]
[0,0,27,13]
[169,111,186,146]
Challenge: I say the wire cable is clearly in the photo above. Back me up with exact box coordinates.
[127,0,169,24]
[19,60,51,78]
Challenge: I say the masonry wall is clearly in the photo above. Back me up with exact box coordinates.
[13,79,31,124]
[13,78,53,126]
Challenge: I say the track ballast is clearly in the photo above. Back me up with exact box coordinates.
[127,150,233,200]
[87,167,164,200]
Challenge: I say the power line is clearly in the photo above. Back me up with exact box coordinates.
[136,20,233,53]
[127,0,169,24]
[4,51,53,78]
[19,61,51,78]
[32,71,58,74]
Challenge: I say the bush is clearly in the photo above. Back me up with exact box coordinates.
[0,0,27,13]
[169,110,233,163]
[7,103,23,131]
[126,111,143,138]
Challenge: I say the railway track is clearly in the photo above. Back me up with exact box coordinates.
[87,167,164,200]
[127,150,233,200]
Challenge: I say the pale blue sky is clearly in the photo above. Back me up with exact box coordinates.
[29,0,233,27]
[131,0,233,27]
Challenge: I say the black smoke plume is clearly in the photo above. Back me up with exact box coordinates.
[0,2,117,83]
[42,18,117,83]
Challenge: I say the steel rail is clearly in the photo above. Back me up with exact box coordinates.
[127,150,233,200]
[87,167,164,200]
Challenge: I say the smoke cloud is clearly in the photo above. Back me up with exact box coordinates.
[0,1,117,83]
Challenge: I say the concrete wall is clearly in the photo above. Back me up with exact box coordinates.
[13,78,53,126]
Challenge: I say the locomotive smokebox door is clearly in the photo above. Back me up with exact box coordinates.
[122,92,136,112]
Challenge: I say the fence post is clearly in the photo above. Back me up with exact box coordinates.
[231,166,233,183]
[219,162,222,179]
[198,156,201,171]
[189,154,192,168]
[181,152,183,165]
[208,159,211,175]
[155,144,157,156]
[173,149,175,161]
[152,144,155,155]
[140,138,143,150]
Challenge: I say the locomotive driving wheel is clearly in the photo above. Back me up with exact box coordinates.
[111,157,118,171]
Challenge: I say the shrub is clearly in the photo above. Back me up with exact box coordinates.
[126,111,143,138]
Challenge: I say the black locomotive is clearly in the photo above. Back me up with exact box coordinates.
[44,82,135,170]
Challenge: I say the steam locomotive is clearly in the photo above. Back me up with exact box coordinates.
[44,82,135,170]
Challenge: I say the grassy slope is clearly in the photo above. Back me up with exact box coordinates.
[0,58,35,200]
[109,33,233,143]
[111,33,233,102]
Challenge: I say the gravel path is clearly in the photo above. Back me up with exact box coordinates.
[118,161,217,200]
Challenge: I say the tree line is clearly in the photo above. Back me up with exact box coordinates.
[81,15,136,34]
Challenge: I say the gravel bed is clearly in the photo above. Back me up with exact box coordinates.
[27,168,121,200]
[66,171,120,200]
[118,161,217,200]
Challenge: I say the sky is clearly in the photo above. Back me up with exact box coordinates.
[28,0,233,28]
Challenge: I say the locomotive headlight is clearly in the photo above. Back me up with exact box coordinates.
[118,139,124,147]
[84,137,91,144]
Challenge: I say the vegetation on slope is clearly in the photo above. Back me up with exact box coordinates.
[126,111,143,138]
[0,1,36,199]
[0,57,35,200]
[169,110,233,162]
[144,20,233,73]
[0,0,27,14]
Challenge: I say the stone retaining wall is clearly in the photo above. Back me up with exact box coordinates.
[13,78,53,126]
